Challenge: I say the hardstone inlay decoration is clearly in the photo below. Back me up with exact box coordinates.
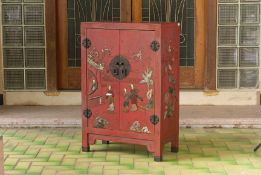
[133,48,144,60]
[163,62,177,119]
[123,84,143,112]
[129,121,151,134]
[140,68,154,110]
[106,85,115,112]
[94,117,109,129]
[87,48,105,71]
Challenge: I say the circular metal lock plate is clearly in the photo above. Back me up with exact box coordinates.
[109,56,131,80]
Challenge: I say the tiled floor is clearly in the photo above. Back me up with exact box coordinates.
[1,128,261,175]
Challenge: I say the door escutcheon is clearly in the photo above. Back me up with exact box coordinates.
[109,56,131,80]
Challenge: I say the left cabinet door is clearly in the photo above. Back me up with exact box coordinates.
[84,28,120,130]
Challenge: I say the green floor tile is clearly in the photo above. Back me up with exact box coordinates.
[2,128,261,175]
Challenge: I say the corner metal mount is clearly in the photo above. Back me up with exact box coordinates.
[83,108,92,118]
[82,38,91,48]
[150,115,159,125]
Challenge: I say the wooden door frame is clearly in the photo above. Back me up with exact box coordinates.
[56,0,132,90]
[56,0,69,90]
[46,0,57,92]
[52,0,217,90]
[205,0,217,91]
[56,0,81,90]
[132,0,208,89]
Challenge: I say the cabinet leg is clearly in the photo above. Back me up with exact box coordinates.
[171,146,179,153]
[82,146,90,152]
[82,132,90,152]
[171,138,179,153]
[154,156,162,162]
[154,143,163,162]
[102,140,110,144]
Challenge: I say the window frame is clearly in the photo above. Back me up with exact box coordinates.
[1,0,47,91]
[217,0,261,90]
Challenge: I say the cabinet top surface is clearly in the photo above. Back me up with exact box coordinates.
[81,22,179,31]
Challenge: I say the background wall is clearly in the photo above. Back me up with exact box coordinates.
[4,91,258,106]
[0,6,3,95]
[0,35,3,95]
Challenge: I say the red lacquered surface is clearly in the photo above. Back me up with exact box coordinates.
[81,22,180,161]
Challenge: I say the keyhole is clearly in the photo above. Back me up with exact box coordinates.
[113,69,119,75]
[122,69,125,75]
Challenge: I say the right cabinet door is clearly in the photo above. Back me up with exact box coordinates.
[119,29,158,135]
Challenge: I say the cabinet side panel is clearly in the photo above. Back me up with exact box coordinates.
[81,24,88,148]
[161,23,180,143]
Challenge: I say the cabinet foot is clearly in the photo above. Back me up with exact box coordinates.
[154,156,162,162]
[171,146,179,153]
[102,140,110,144]
[82,146,90,152]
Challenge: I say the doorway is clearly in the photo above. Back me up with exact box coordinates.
[56,0,204,90]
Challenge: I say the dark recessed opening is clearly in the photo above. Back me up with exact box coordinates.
[0,94,3,105]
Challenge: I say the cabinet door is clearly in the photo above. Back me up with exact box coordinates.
[119,30,158,135]
[86,29,120,130]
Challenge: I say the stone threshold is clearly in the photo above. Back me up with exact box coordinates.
[0,105,260,128]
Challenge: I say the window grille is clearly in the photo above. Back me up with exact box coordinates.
[24,26,45,46]
[218,47,238,67]
[218,69,237,89]
[239,47,259,66]
[1,0,46,90]
[3,26,23,46]
[3,48,24,68]
[67,0,120,67]
[25,48,45,68]
[4,69,24,90]
[2,4,22,24]
[218,26,238,45]
[24,4,44,25]
[240,69,259,88]
[217,0,260,89]
[141,0,195,67]
[25,69,45,89]
[219,4,238,25]
[241,4,260,24]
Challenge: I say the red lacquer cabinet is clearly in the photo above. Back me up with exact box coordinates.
[81,22,180,161]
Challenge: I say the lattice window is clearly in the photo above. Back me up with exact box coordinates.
[67,0,120,67]
[142,0,195,67]
[217,0,260,89]
[1,0,46,90]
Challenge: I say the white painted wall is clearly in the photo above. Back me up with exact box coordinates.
[5,91,81,105]
[4,90,259,105]
[180,90,258,105]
